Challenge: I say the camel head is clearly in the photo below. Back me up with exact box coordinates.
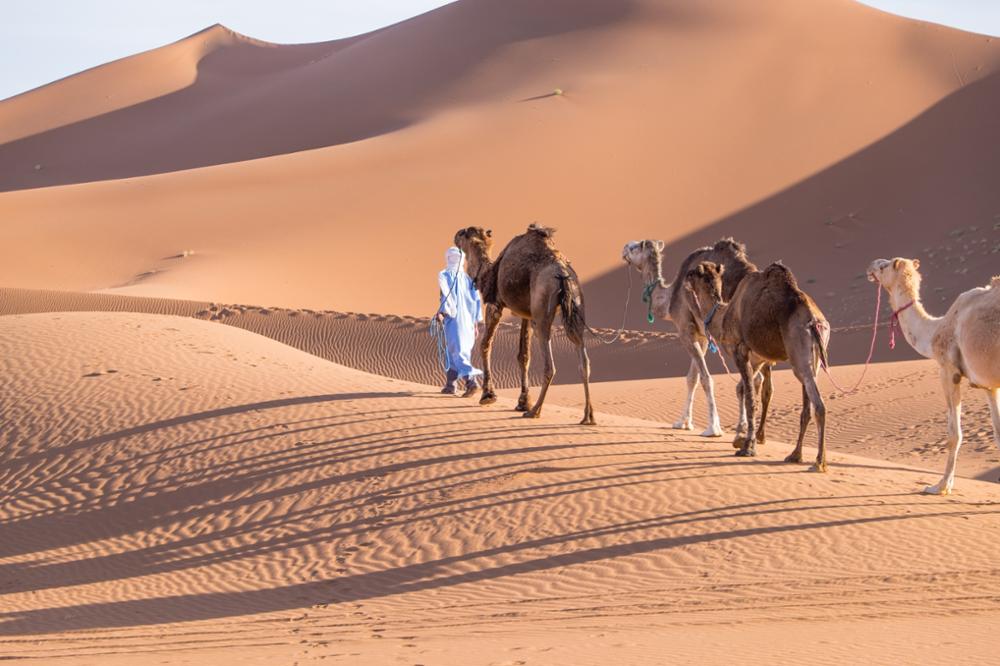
[683,261,725,320]
[622,239,664,273]
[454,226,493,259]
[867,257,921,292]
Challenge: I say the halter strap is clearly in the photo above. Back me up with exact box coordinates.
[888,300,914,350]
[641,280,660,324]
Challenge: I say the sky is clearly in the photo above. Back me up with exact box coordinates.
[1,1,999,102]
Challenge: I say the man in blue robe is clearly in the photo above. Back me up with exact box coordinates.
[436,246,483,396]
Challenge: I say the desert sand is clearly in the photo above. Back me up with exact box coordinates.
[3,312,1000,666]
[2,0,1000,663]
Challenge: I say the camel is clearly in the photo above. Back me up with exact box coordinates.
[454,224,595,425]
[684,261,832,470]
[867,258,1000,495]
[622,238,758,437]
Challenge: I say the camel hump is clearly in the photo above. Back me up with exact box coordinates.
[712,237,748,257]
[527,223,556,239]
[762,261,795,283]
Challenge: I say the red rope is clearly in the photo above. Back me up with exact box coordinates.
[819,281,883,395]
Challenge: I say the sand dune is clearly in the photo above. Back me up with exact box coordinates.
[3,311,1000,665]
[1,0,998,322]
[3,1,1000,662]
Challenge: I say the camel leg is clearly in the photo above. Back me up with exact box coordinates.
[478,304,503,406]
[803,373,827,472]
[734,378,748,441]
[689,338,723,437]
[756,365,773,446]
[988,389,1000,450]
[673,359,699,431]
[785,384,810,464]
[926,367,963,495]
[734,347,757,457]
[524,320,556,419]
[515,319,532,412]
[577,343,596,425]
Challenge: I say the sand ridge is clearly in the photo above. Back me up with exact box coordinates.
[3,311,1000,665]
[1,0,999,321]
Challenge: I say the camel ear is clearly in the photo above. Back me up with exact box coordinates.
[485,229,492,238]
[912,259,920,270]
[892,258,902,270]
[655,240,665,251]
[715,264,725,276]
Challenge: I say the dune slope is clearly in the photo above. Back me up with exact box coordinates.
[0,0,998,327]
[2,311,1000,664]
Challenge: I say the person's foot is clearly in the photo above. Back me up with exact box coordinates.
[461,377,480,398]
[441,369,458,394]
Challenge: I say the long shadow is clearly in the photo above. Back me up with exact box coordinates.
[0,392,414,468]
[0,0,672,192]
[0,400,671,559]
[1,494,988,635]
[582,70,1000,372]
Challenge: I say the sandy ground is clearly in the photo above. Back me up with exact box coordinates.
[515,361,1000,483]
[3,312,1000,666]
[2,0,1000,663]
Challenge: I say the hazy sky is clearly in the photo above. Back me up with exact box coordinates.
[1,1,999,102]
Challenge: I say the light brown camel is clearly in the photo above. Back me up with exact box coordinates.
[454,224,595,425]
[622,238,758,437]
[868,258,1000,494]
[685,261,831,470]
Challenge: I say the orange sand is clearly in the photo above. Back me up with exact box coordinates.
[2,0,1000,663]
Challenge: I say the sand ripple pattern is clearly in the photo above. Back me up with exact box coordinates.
[2,312,1000,663]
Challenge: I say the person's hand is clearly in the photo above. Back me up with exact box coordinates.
[435,312,445,323]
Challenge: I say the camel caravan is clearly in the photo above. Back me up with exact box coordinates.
[448,224,1000,495]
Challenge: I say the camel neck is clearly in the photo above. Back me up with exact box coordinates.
[640,263,671,320]
[465,250,493,292]
[888,283,939,358]
[703,300,728,342]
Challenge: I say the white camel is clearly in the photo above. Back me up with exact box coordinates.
[868,258,1000,494]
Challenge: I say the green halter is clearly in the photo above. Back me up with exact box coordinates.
[641,280,659,324]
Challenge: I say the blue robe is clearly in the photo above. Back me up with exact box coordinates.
[438,267,483,379]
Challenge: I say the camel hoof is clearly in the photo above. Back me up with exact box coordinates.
[923,484,951,496]
[700,425,723,438]
[784,452,803,464]
[580,417,597,426]
[732,436,747,449]
[523,410,541,419]
[479,393,497,406]
[811,462,828,473]
[735,447,756,458]
[672,420,694,431]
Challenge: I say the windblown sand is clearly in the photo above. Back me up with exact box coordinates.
[2,0,1000,663]
[3,312,1000,665]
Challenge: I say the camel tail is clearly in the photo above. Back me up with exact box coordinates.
[809,319,831,370]
[559,272,587,346]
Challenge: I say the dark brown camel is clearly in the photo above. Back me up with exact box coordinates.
[622,238,759,437]
[454,224,595,425]
[684,261,831,470]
